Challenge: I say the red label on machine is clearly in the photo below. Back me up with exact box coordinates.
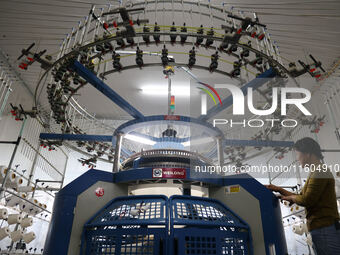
[95,187,104,197]
[164,115,180,120]
[152,168,186,179]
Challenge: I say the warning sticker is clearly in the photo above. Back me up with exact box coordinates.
[225,185,241,194]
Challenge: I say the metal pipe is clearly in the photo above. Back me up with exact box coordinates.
[324,93,340,144]
[217,136,224,169]
[0,81,12,119]
[0,76,9,103]
[60,154,69,188]
[262,28,272,69]
[66,28,75,54]
[282,209,305,219]
[292,150,302,187]
[330,86,340,120]
[72,21,82,48]
[253,12,260,52]
[266,151,276,184]
[113,133,123,172]
[93,8,104,41]
[168,76,171,115]
[0,119,27,199]
[79,16,89,46]
[57,39,66,60]
[59,35,70,60]
[0,72,6,97]
[0,70,5,81]
[26,140,40,187]
[321,149,340,152]
[83,5,95,45]
[36,179,63,183]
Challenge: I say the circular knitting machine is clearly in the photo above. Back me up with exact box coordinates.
[19,1,326,254]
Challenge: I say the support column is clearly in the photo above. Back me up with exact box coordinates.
[113,133,123,172]
[183,183,191,196]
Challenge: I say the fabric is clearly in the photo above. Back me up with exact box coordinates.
[310,224,340,255]
[294,168,339,231]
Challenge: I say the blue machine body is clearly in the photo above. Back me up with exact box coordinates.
[80,194,252,255]
[44,169,287,255]
[81,195,169,255]
[43,170,114,255]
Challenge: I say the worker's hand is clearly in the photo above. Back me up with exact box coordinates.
[281,195,297,204]
[264,184,281,192]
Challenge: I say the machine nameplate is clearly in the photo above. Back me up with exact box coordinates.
[152,168,186,178]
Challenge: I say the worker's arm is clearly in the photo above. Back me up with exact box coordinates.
[293,176,328,207]
[265,184,295,196]
[282,172,329,207]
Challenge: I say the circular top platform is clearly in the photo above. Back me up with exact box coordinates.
[114,115,223,137]
[116,115,223,155]
[121,148,213,170]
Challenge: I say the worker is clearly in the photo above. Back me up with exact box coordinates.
[266,137,340,255]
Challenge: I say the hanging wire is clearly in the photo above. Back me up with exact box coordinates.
[209,0,214,28]
[198,0,202,25]
[222,2,227,24]
[182,0,184,24]
[162,0,165,44]
[190,0,194,46]
[172,0,174,22]
[155,0,157,21]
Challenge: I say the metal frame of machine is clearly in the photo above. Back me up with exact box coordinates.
[44,169,287,255]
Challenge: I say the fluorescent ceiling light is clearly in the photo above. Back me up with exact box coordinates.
[141,86,190,96]
[125,134,156,145]
[182,137,215,147]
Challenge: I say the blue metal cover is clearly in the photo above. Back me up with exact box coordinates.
[80,195,252,255]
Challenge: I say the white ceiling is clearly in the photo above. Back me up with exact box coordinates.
[0,0,339,119]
